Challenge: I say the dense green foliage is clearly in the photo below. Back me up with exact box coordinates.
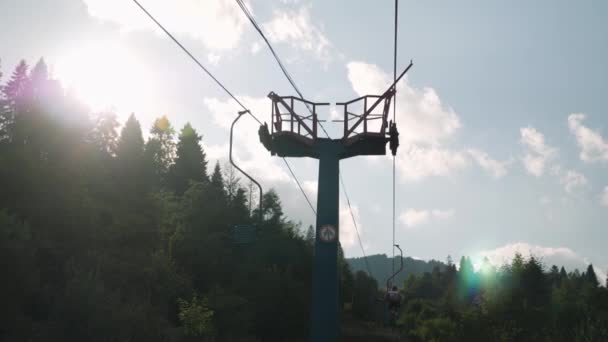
[0,58,373,341]
[392,255,608,341]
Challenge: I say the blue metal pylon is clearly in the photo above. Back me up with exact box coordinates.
[258,62,410,342]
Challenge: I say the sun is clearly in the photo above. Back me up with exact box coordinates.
[54,41,155,114]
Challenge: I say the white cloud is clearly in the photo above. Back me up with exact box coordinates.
[467,149,512,179]
[399,208,454,228]
[568,113,608,162]
[397,146,469,181]
[83,0,248,50]
[520,126,557,177]
[346,62,460,146]
[207,53,221,66]
[475,242,606,284]
[250,41,262,54]
[539,196,552,205]
[519,126,590,195]
[328,106,341,121]
[339,202,361,249]
[399,209,430,227]
[559,170,588,194]
[601,186,608,207]
[345,62,509,181]
[302,180,318,204]
[263,6,333,62]
[203,142,228,166]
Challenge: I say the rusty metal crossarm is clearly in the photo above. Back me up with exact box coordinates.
[273,101,283,132]
[344,89,394,138]
[282,95,330,107]
[336,94,382,106]
[340,61,413,139]
[269,92,316,138]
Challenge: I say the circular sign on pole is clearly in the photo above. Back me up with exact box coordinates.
[318,224,337,243]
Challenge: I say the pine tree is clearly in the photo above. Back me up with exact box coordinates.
[0,60,5,141]
[2,60,28,108]
[28,58,48,98]
[223,163,240,201]
[210,162,228,206]
[1,60,28,140]
[305,225,315,243]
[230,187,250,224]
[116,113,144,163]
[115,113,148,195]
[90,111,119,156]
[210,162,225,194]
[144,115,175,186]
[549,265,560,286]
[259,189,283,223]
[585,264,599,287]
[169,123,208,195]
[559,266,568,280]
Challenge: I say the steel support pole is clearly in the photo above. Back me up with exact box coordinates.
[310,140,341,342]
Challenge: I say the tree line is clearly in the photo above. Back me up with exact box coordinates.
[0,57,380,341]
[378,254,608,341]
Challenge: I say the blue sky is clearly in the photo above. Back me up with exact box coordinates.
[1,0,607,278]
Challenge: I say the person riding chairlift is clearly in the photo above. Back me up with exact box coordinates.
[385,285,402,311]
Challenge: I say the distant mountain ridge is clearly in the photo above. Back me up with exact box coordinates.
[346,254,448,288]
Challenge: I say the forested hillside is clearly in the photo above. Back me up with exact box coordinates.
[347,254,447,287]
[393,255,608,341]
[0,57,377,341]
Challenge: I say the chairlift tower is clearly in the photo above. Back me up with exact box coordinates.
[259,62,412,342]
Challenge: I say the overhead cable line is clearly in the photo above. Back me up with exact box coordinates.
[131,0,258,124]
[234,0,330,138]
[131,0,316,216]
[340,173,373,277]
[392,0,399,280]
[235,0,373,273]
[283,158,317,216]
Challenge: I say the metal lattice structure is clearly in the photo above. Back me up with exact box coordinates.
[268,92,328,145]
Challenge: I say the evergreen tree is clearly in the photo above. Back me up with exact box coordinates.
[28,58,48,99]
[90,111,119,156]
[0,60,28,140]
[560,266,568,280]
[305,224,315,244]
[209,162,228,209]
[144,115,175,186]
[1,59,28,109]
[549,265,560,286]
[116,113,144,163]
[210,161,226,195]
[115,113,148,195]
[169,123,208,195]
[259,189,283,223]
[223,163,240,201]
[585,264,599,287]
[352,271,378,320]
[230,187,250,224]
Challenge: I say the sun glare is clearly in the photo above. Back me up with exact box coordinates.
[54,42,155,114]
